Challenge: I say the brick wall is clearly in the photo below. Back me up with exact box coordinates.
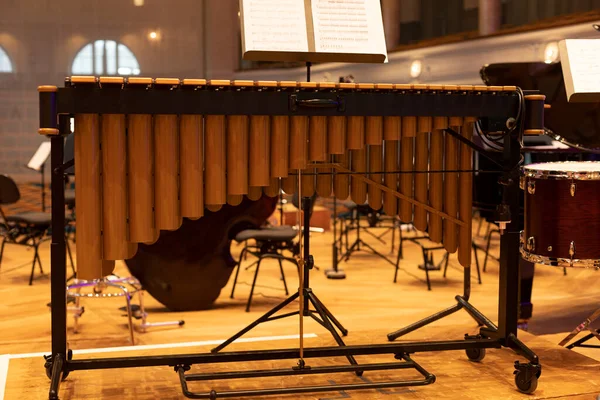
[0,0,239,182]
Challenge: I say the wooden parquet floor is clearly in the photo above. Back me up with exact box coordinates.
[1,183,599,399]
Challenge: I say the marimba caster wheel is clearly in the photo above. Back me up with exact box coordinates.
[465,347,485,362]
[44,350,73,381]
[514,371,538,394]
[513,362,541,394]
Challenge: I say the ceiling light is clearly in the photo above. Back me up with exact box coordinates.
[134,0,144,6]
[149,31,158,40]
[410,60,422,79]
[544,42,559,64]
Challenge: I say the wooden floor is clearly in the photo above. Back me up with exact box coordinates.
[1,196,600,399]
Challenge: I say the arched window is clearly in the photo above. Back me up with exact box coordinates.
[0,46,13,73]
[72,40,140,76]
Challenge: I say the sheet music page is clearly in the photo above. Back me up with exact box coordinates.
[562,39,600,96]
[27,141,51,171]
[311,0,387,59]
[241,0,309,52]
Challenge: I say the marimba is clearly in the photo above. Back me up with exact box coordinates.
[39,77,545,282]
[38,77,546,399]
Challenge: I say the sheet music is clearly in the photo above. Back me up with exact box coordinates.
[27,141,51,171]
[241,0,309,52]
[559,39,600,102]
[564,40,600,94]
[311,0,387,59]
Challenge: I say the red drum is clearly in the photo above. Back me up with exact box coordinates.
[521,161,600,268]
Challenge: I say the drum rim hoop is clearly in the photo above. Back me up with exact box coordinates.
[522,161,600,180]
[520,247,600,269]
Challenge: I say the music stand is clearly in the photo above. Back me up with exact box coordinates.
[26,141,52,212]
[212,63,361,374]
[218,0,388,366]
[337,203,398,273]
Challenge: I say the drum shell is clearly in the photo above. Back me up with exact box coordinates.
[523,177,600,261]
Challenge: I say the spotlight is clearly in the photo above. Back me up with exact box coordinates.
[544,42,559,64]
[134,0,144,6]
[149,31,158,40]
[410,60,422,79]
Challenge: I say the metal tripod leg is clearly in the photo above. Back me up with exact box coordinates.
[212,291,300,353]
[306,290,361,375]
[230,247,247,299]
[308,291,348,336]
[559,307,600,347]
[277,258,289,295]
[566,329,600,349]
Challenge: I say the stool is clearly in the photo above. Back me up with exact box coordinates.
[66,275,184,344]
[230,226,299,312]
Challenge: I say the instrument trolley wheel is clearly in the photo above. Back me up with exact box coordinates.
[44,350,72,381]
[465,347,486,362]
[44,362,52,380]
[514,361,541,394]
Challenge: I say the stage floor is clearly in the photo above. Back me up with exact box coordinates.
[4,328,600,399]
[1,212,599,399]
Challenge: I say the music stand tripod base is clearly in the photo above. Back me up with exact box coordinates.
[325,269,347,279]
[210,197,360,373]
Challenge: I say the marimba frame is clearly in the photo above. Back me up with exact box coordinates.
[39,82,543,399]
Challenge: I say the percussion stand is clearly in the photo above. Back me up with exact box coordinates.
[211,196,360,373]
[559,307,600,349]
[387,125,542,392]
[338,207,398,275]
[326,195,347,279]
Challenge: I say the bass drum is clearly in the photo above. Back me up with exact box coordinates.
[480,62,600,152]
[125,195,277,311]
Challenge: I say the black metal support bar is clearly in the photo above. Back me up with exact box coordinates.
[185,361,412,382]
[388,304,462,341]
[455,295,498,331]
[178,366,434,399]
[177,354,435,399]
[50,125,67,359]
[496,128,522,342]
[55,87,521,118]
[67,338,501,371]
